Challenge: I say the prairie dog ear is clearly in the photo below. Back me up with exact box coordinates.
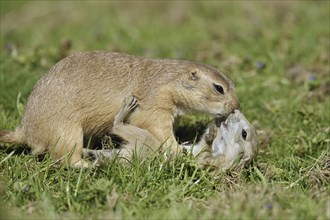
[204,123,217,145]
[189,68,199,80]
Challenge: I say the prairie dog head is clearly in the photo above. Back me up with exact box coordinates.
[200,110,258,170]
[174,63,240,117]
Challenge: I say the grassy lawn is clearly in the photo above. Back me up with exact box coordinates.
[0,1,329,219]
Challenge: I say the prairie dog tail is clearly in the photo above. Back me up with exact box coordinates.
[0,129,24,145]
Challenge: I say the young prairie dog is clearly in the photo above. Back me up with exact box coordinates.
[0,51,239,167]
[184,109,258,170]
[84,97,258,170]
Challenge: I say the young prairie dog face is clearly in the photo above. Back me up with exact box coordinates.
[204,110,258,170]
[176,65,240,117]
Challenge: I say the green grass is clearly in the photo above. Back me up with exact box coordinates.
[0,1,329,219]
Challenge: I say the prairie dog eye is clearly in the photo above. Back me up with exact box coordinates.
[242,129,247,140]
[213,83,224,95]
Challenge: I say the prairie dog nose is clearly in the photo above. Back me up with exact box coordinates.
[232,98,240,111]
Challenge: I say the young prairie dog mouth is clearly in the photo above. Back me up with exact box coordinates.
[0,51,240,167]
[84,97,258,170]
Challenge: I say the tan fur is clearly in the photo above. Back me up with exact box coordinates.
[0,51,239,167]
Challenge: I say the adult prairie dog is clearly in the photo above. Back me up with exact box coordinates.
[84,97,257,170]
[0,51,239,167]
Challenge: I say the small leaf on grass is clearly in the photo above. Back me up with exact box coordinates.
[91,178,113,192]
[0,151,15,165]
[254,166,268,188]
[16,92,24,117]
